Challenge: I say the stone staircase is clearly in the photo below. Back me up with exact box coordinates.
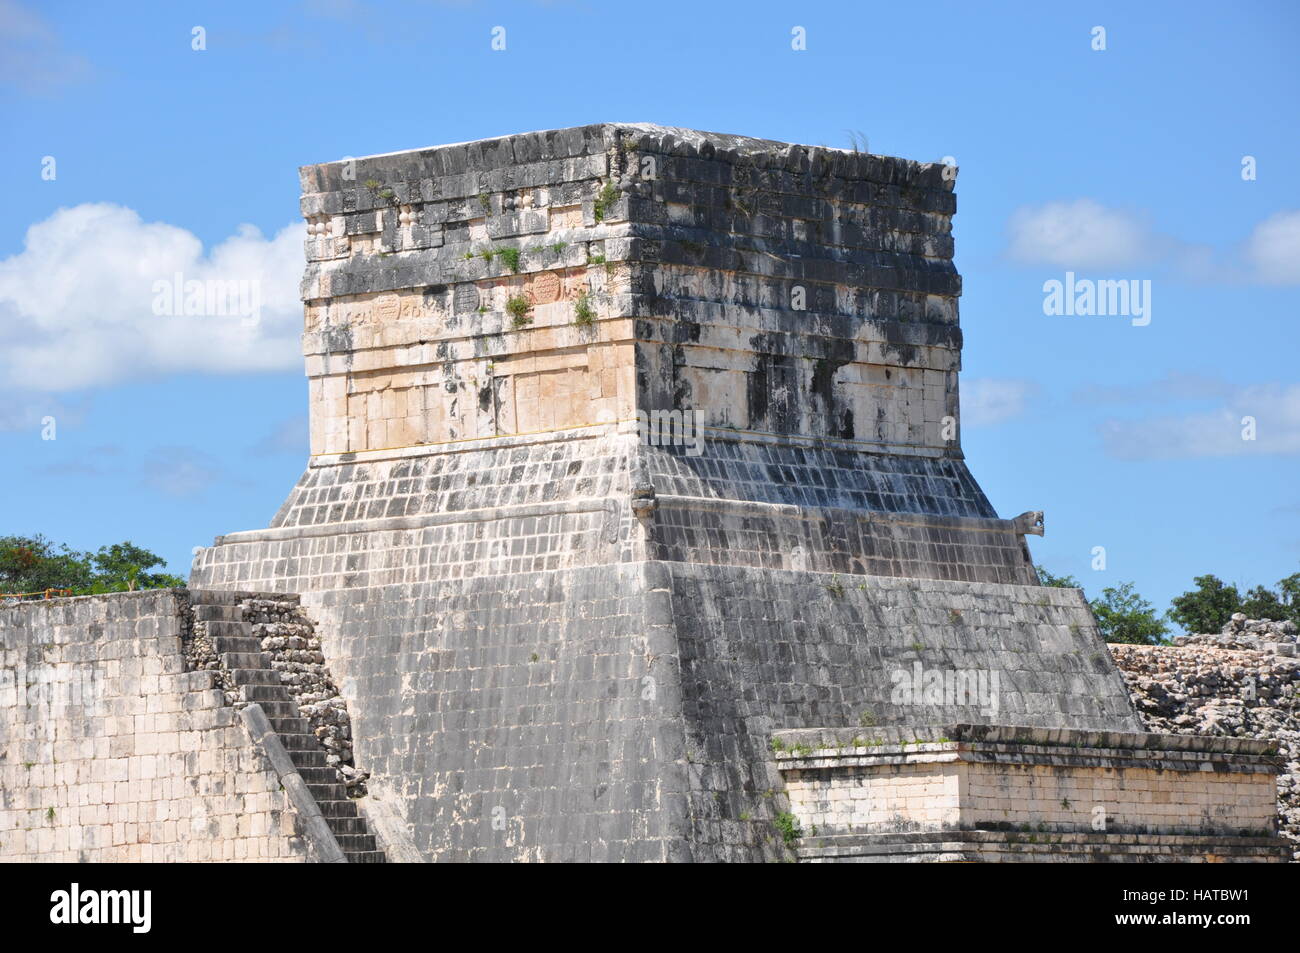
[188,590,386,863]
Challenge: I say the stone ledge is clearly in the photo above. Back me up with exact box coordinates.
[796,830,1290,863]
[772,723,1279,760]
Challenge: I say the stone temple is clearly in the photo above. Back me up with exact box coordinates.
[2,125,1286,862]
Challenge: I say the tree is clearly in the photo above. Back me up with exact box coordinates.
[1035,565,1082,589]
[1240,584,1288,623]
[90,542,184,592]
[1036,566,1168,644]
[0,535,94,593]
[0,535,182,596]
[1091,582,1169,645]
[1167,574,1241,635]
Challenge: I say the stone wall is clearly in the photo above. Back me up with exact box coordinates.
[774,725,1285,863]
[1110,625,1300,862]
[0,590,314,862]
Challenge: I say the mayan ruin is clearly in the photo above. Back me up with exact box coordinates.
[3,123,1293,866]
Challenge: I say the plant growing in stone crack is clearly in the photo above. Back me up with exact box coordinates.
[364,178,382,190]
[858,709,877,727]
[45,807,55,822]
[479,247,496,263]
[823,575,845,597]
[573,291,595,329]
[478,192,492,213]
[593,179,618,222]
[739,811,752,821]
[773,811,802,847]
[587,252,606,266]
[497,246,521,273]
[507,295,532,328]
[549,241,567,253]
[949,608,963,622]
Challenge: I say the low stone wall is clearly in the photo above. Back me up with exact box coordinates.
[0,591,318,862]
[772,724,1287,862]
[1110,631,1300,862]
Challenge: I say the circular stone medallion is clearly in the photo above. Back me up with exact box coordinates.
[531,271,561,305]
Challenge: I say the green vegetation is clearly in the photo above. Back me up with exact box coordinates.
[573,291,595,329]
[1090,582,1170,645]
[593,179,618,222]
[773,811,802,847]
[0,536,184,596]
[1036,563,1300,641]
[506,295,532,328]
[1168,572,1300,633]
[496,246,521,273]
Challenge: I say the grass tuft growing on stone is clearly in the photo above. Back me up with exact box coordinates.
[506,295,532,328]
[573,291,595,328]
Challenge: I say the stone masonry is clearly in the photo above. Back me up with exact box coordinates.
[0,589,386,862]
[1110,619,1300,862]
[177,124,1286,861]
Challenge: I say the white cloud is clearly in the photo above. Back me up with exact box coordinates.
[1242,210,1300,285]
[0,203,304,392]
[1073,372,1232,406]
[141,447,227,499]
[249,415,308,456]
[1006,199,1156,268]
[1005,200,1300,286]
[961,378,1040,427]
[1098,382,1300,459]
[0,0,91,94]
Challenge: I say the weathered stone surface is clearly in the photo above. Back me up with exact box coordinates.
[0,590,315,862]
[1111,636,1300,862]
[180,125,1279,862]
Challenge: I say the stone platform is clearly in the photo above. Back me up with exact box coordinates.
[774,725,1288,862]
[187,124,1281,861]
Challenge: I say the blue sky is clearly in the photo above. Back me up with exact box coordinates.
[1,0,1296,625]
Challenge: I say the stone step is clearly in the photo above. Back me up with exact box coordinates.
[192,604,243,622]
[226,668,281,687]
[322,815,371,836]
[282,747,329,768]
[205,620,252,638]
[220,651,269,669]
[190,590,300,606]
[307,781,349,802]
[255,701,302,721]
[345,850,388,864]
[268,715,311,736]
[316,799,361,819]
[241,682,292,704]
[211,636,264,655]
[334,833,378,853]
[297,765,343,785]
[277,733,320,751]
